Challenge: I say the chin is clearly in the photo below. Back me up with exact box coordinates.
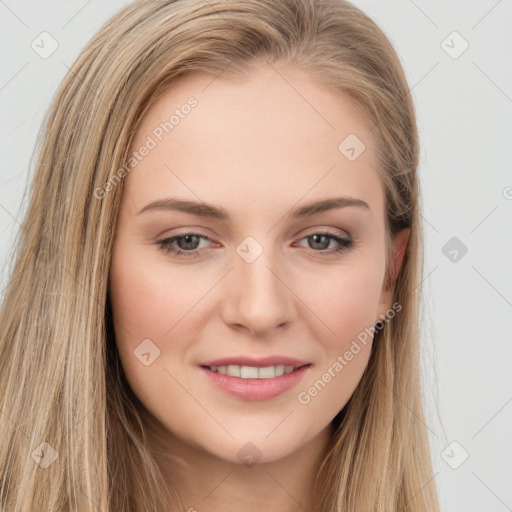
[193,424,314,466]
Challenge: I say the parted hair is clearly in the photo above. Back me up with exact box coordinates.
[0,0,439,510]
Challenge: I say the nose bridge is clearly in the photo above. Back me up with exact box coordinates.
[222,236,293,334]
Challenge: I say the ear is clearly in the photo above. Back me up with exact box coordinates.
[390,228,409,285]
[377,228,410,314]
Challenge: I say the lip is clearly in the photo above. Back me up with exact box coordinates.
[199,356,310,368]
[199,364,311,401]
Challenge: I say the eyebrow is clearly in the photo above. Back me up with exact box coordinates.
[137,195,370,219]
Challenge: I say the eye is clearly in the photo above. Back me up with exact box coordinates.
[157,233,213,257]
[157,230,353,258]
[295,231,353,255]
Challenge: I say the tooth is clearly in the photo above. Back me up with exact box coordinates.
[226,365,241,377]
[209,364,301,379]
[258,366,276,379]
[240,366,259,378]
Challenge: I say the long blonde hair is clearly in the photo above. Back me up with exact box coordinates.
[0,0,439,510]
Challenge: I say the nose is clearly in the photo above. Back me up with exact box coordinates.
[220,244,295,336]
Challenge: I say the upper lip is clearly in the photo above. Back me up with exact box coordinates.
[199,356,311,368]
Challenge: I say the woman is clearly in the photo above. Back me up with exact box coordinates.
[0,0,440,510]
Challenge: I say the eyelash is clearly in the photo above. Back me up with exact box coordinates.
[157,231,353,258]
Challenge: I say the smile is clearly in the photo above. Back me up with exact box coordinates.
[199,364,311,401]
[206,364,298,379]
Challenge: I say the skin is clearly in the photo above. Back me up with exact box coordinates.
[108,61,409,512]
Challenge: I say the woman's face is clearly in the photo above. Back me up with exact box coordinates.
[109,62,408,465]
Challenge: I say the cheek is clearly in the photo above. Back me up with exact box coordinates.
[108,248,189,388]
[297,257,385,345]
[292,256,384,418]
[108,251,199,415]
[109,248,198,341]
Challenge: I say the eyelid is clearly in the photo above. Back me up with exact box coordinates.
[157,227,353,259]
[299,227,351,239]
[158,226,351,245]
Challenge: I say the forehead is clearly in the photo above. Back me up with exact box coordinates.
[122,63,384,224]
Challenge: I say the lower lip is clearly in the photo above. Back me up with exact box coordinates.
[199,365,311,401]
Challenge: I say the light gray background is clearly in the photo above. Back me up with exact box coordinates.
[1,1,511,510]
